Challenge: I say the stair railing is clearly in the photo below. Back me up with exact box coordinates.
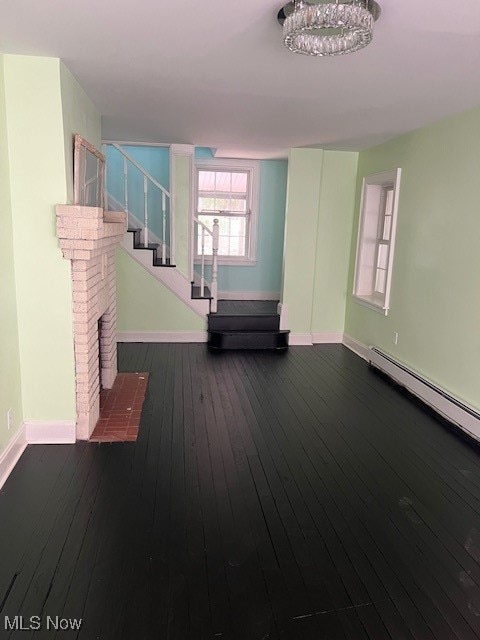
[193,217,219,313]
[74,135,105,208]
[106,143,172,264]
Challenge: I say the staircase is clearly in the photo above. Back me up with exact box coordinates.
[105,143,290,350]
[207,301,289,350]
[107,143,216,314]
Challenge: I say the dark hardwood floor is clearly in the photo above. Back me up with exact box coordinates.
[2,344,480,639]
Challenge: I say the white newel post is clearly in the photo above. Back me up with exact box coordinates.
[200,225,206,297]
[211,218,219,313]
[123,157,128,214]
[162,191,167,263]
[143,176,149,247]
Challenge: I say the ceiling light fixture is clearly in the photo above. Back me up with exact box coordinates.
[277,0,381,57]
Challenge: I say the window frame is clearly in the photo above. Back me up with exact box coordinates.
[194,158,259,265]
[353,168,402,315]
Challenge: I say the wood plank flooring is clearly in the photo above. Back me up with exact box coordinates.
[2,344,480,639]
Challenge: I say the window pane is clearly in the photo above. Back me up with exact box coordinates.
[197,169,249,213]
[197,215,246,257]
[383,215,392,241]
[375,268,387,294]
[198,171,216,191]
[377,243,389,270]
[231,172,248,193]
[385,188,394,215]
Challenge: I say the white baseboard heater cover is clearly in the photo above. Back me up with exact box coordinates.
[369,348,480,442]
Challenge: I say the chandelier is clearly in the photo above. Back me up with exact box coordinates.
[277,0,381,57]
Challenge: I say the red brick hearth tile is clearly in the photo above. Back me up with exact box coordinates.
[89,372,149,443]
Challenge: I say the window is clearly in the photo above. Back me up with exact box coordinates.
[353,168,402,315]
[195,159,259,263]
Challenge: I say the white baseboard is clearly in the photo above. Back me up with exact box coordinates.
[342,333,370,360]
[218,291,280,301]
[118,331,208,343]
[343,334,480,442]
[289,333,314,346]
[312,332,344,344]
[369,347,480,442]
[25,421,76,444]
[0,426,27,491]
[289,332,343,346]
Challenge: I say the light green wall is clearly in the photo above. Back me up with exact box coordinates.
[282,148,358,336]
[116,250,205,332]
[283,149,324,334]
[172,152,193,278]
[4,55,75,422]
[2,55,101,429]
[60,62,102,204]
[312,151,358,333]
[0,55,23,452]
[345,108,480,411]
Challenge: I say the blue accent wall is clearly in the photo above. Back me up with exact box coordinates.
[196,160,288,294]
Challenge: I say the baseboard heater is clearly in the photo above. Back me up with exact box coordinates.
[369,347,480,442]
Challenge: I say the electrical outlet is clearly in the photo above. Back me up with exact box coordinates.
[7,408,13,430]
[393,331,399,346]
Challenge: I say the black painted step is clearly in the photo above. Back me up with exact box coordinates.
[208,330,289,350]
[191,284,212,299]
[127,228,175,267]
[208,313,280,332]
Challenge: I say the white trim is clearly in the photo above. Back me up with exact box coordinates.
[25,421,76,445]
[289,333,314,346]
[194,258,258,266]
[218,291,280,301]
[170,144,195,156]
[352,295,389,316]
[278,302,289,330]
[102,140,171,148]
[118,331,208,343]
[289,332,343,345]
[368,347,480,442]
[342,333,370,360]
[312,333,343,344]
[0,425,27,491]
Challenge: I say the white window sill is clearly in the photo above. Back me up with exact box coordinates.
[353,294,389,316]
[194,258,257,266]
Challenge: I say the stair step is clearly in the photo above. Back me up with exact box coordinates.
[208,330,289,351]
[127,229,175,268]
[153,258,175,267]
[191,285,212,299]
[208,314,280,331]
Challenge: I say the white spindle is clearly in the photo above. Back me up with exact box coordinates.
[144,176,149,248]
[200,225,206,298]
[162,191,167,264]
[211,219,219,313]
[123,157,129,214]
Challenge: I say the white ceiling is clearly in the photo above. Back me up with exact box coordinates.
[1,0,480,159]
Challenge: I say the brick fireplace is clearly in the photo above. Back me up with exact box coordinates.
[56,205,127,440]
